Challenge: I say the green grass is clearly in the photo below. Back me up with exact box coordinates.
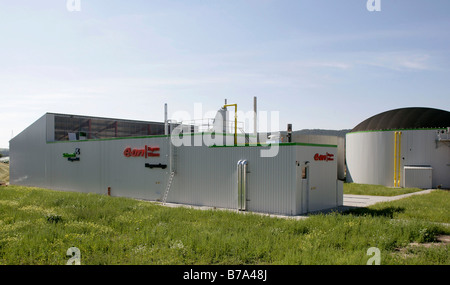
[344,183,424,196]
[346,190,450,224]
[0,185,449,265]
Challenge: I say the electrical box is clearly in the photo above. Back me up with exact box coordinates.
[403,166,432,189]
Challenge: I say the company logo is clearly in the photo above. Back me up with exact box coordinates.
[314,152,334,162]
[123,145,160,158]
[63,148,81,162]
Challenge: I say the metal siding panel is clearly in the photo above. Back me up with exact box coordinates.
[297,145,338,213]
[245,146,295,215]
[49,141,103,194]
[403,130,449,188]
[10,114,48,187]
[43,137,170,199]
[346,132,394,186]
[347,130,450,188]
[11,115,341,216]
[104,137,170,200]
[403,166,432,189]
[168,144,297,215]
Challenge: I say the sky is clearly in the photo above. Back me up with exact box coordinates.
[1,0,449,148]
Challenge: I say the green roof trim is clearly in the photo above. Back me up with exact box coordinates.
[209,142,337,148]
[347,127,446,135]
[47,136,337,148]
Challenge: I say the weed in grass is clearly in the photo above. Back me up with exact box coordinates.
[46,214,63,224]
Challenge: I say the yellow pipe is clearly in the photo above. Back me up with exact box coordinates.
[223,104,237,145]
[394,132,398,187]
[393,131,403,188]
[398,131,402,187]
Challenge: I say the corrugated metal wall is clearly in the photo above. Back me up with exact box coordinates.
[168,144,297,215]
[45,137,171,200]
[10,114,48,187]
[292,134,345,180]
[346,129,450,188]
[346,131,395,186]
[10,114,341,216]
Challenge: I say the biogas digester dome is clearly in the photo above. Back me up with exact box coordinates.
[345,107,450,189]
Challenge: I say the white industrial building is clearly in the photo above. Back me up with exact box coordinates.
[10,106,343,216]
[346,107,450,189]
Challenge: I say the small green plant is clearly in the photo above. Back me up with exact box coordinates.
[46,214,63,224]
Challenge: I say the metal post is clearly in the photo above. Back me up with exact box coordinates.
[253,96,257,138]
[164,103,168,135]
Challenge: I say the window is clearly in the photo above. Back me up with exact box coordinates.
[52,114,166,141]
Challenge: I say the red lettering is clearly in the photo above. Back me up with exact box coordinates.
[314,152,334,162]
[124,146,160,158]
[123,147,132,157]
[326,152,334,161]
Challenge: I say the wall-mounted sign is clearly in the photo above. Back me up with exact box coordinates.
[145,163,167,169]
[123,145,160,158]
[63,148,81,162]
[314,152,334,162]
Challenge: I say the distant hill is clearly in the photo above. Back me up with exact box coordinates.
[292,129,351,138]
[276,129,351,138]
[0,148,9,157]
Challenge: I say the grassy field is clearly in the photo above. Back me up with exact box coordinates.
[0,185,449,265]
[344,182,424,196]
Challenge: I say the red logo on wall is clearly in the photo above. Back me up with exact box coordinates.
[124,145,160,158]
[314,152,334,162]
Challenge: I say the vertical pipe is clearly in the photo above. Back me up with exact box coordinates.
[237,160,248,211]
[237,160,242,210]
[242,160,247,211]
[253,96,257,138]
[164,103,168,135]
[394,132,398,187]
[398,131,402,187]
[303,161,310,213]
[234,106,237,145]
[223,104,238,145]
[287,123,292,142]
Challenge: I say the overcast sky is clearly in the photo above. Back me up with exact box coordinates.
[1,0,449,148]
